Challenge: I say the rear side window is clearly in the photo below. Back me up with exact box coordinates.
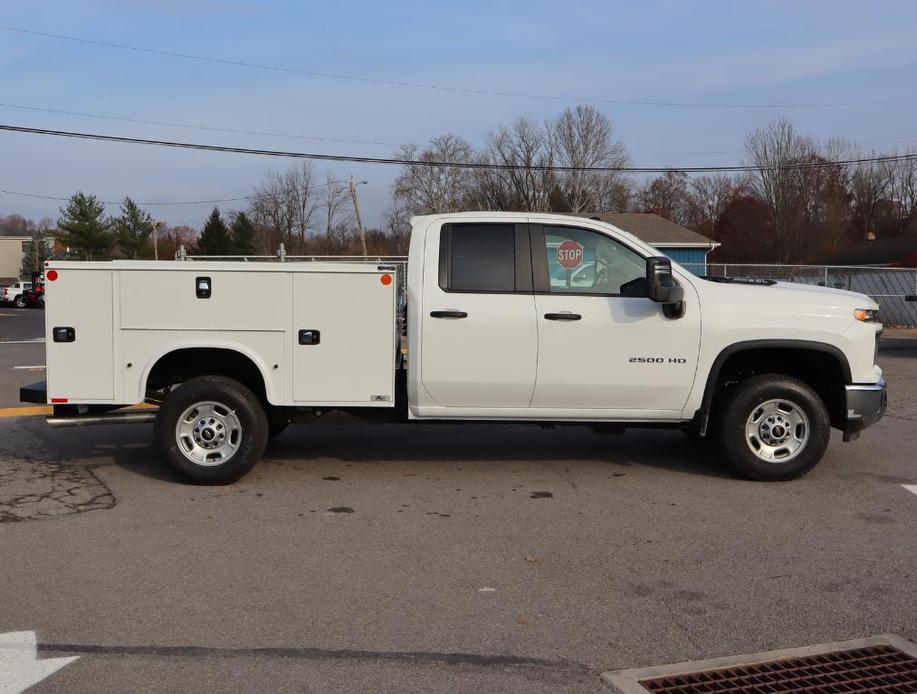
[440,224,516,292]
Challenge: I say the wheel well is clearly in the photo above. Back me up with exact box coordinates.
[705,347,847,430]
[146,348,267,402]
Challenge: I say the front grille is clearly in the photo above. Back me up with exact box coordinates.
[638,645,917,694]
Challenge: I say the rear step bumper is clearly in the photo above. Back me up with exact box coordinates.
[20,381,158,426]
[47,411,157,428]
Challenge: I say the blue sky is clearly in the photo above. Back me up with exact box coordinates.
[2,0,916,229]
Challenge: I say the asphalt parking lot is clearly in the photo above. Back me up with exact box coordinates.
[0,308,915,693]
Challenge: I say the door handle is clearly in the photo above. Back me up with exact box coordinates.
[430,310,468,319]
[298,329,321,345]
[544,312,581,321]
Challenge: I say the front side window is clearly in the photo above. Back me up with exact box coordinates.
[442,224,516,292]
[543,226,647,296]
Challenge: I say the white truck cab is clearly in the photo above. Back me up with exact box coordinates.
[22,212,886,484]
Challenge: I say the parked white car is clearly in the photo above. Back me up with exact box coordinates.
[23,212,886,484]
[1,281,32,307]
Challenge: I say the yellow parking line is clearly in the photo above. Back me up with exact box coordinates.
[0,403,158,419]
[0,405,52,418]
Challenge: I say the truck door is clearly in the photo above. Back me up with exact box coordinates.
[420,222,538,408]
[530,224,701,413]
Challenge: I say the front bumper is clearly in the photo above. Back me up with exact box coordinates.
[843,377,887,441]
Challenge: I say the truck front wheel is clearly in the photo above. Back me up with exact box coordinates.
[155,376,268,484]
[716,374,830,481]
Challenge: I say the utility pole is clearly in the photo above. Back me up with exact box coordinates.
[349,176,368,257]
[152,221,160,261]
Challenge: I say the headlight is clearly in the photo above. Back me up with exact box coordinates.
[854,308,879,322]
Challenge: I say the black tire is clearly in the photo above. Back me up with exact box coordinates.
[154,375,268,484]
[14,294,27,308]
[716,374,830,481]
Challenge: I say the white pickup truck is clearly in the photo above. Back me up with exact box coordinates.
[21,212,886,484]
[1,280,32,307]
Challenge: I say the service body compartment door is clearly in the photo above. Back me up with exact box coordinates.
[120,270,289,331]
[292,272,395,405]
[45,269,114,401]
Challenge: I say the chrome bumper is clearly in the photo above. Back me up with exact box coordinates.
[844,377,887,441]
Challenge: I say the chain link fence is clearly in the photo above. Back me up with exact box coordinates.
[180,247,917,327]
[682,263,917,327]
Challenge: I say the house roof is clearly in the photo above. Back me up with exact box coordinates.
[827,237,917,267]
[588,213,718,248]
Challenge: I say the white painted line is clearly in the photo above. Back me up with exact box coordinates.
[903,484,917,496]
[0,631,79,694]
[0,339,45,345]
[12,365,45,370]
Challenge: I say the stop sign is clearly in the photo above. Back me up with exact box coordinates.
[557,240,584,270]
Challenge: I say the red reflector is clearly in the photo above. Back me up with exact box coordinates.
[51,398,68,403]
[46,269,59,281]
[380,273,393,286]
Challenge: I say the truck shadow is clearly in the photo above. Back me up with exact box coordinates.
[43,421,736,482]
[263,422,737,480]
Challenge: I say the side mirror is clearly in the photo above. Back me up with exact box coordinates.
[646,256,685,318]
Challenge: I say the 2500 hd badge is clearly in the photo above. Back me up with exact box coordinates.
[629,356,688,364]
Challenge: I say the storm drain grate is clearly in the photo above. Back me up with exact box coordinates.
[637,645,917,694]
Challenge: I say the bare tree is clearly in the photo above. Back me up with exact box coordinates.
[250,170,296,252]
[383,195,411,254]
[850,155,894,242]
[744,119,818,262]
[392,135,475,216]
[688,174,750,230]
[889,150,917,234]
[634,170,694,226]
[549,105,630,213]
[320,171,353,253]
[472,117,556,212]
[289,163,318,251]
[249,163,317,253]
[796,138,854,254]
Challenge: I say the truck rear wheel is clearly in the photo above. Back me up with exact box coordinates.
[155,375,268,484]
[716,374,830,481]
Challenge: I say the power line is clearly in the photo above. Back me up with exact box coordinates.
[0,189,250,206]
[0,101,759,158]
[0,179,358,208]
[0,102,402,148]
[3,122,917,173]
[4,24,915,110]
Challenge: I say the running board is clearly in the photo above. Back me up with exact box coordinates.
[47,411,157,428]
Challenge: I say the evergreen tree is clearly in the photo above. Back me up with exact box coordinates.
[196,208,233,255]
[57,192,113,260]
[230,211,258,256]
[114,197,154,259]
[20,226,55,279]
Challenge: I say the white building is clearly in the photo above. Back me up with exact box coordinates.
[0,234,31,283]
